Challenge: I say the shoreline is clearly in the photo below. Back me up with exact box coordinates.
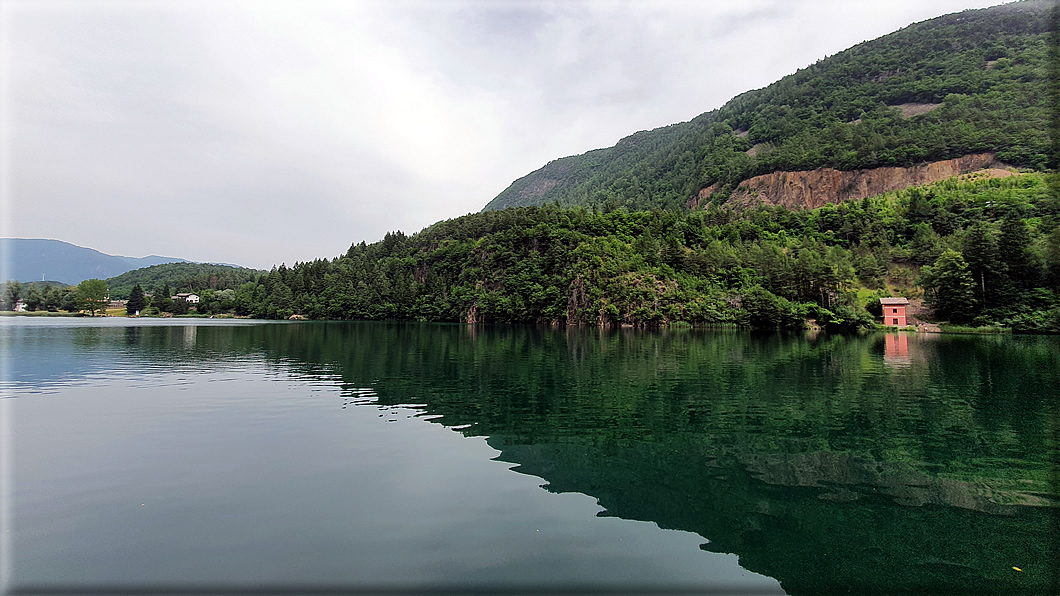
[1,310,1034,334]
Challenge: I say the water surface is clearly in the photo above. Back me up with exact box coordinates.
[3,319,1057,594]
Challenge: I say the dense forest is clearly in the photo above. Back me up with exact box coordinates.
[485,0,1050,212]
[214,173,1058,332]
[6,174,1056,331]
[105,262,262,300]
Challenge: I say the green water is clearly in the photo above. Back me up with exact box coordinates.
[4,319,1058,593]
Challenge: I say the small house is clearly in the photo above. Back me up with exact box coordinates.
[171,293,201,304]
[880,297,910,326]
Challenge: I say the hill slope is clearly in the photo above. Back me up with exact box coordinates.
[223,172,1059,331]
[1,238,187,285]
[105,262,263,299]
[484,0,1050,213]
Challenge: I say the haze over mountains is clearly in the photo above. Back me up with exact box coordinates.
[2,238,190,285]
[484,0,1048,213]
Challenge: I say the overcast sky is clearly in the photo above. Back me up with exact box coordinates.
[2,0,1003,270]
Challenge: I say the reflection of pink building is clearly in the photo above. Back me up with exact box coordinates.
[884,333,909,362]
[880,297,910,326]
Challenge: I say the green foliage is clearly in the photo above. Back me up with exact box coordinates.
[1046,227,1060,288]
[1,280,22,311]
[921,251,978,323]
[9,282,80,312]
[105,262,262,300]
[59,287,78,312]
[76,279,109,316]
[961,220,1002,307]
[484,1,1050,213]
[21,284,42,311]
[223,172,1057,331]
[169,298,189,316]
[126,284,147,315]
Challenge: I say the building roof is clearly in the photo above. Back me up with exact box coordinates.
[879,297,910,305]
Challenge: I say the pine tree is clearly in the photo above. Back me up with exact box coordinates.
[126,284,147,315]
[928,250,977,323]
[59,288,78,312]
[961,221,1001,307]
[998,216,1041,289]
[1046,227,1060,290]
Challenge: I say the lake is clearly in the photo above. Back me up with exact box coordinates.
[3,318,1057,594]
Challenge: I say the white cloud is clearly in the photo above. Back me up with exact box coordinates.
[3,0,1003,269]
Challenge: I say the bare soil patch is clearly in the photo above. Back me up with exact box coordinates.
[960,168,1016,181]
[893,102,942,118]
[746,143,770,158]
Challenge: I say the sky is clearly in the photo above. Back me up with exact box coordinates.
[2,0,1004,270]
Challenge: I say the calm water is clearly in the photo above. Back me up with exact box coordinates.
[2,319,1058,594]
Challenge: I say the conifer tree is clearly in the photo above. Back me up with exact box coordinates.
[961,221,1001,307]
[924,250,977,323]
[126,284,147,315]
[1046,227,1060,289]
[998,216,1040,288]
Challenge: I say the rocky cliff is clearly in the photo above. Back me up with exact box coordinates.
[690,153,1013,210]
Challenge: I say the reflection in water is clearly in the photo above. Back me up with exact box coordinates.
[6,320,1059,594]
[884,332,909,366]
[183,325,197,349]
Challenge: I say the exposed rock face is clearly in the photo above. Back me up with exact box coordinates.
[692,153,1013,210]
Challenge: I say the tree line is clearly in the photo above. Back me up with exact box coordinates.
[6,173,1055,330]
[2,279,111,316]
[106,262,262,300]
[226,173,1060,332]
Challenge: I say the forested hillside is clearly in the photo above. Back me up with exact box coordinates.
[106,262,262,299]
[484,0,1050,212]
[228,173,1059,332]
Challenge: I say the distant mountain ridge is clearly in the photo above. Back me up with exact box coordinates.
[484,0,1049,213]
[2,238,189,285]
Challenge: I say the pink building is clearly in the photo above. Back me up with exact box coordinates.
[880,297,910,326]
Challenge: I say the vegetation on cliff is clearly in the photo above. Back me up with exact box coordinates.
[226,173,1058,332]
[484,0,1050,212]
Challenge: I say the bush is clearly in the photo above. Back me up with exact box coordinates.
[742,286,805,329]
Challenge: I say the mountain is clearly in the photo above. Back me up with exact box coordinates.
[220,171,1059,332]
[105,262,263,299]
[2,238,188,285]
[484,0,1050,213]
